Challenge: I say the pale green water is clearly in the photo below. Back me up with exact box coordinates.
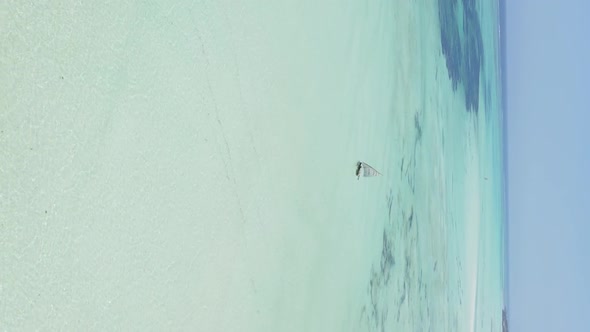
[1,1,504,331]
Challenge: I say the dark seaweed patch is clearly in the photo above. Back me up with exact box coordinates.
[386,189,395,220]
[381,230,395,283]
[414,112,422,143]
[438,0,484,112]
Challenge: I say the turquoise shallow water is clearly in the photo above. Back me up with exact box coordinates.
[1,1,504,330]
[354,1,505,331]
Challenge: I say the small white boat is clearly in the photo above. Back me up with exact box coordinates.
[356,161,382,179]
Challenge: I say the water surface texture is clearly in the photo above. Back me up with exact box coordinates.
[1,1,505,331]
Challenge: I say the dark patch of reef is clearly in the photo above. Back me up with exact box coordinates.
[438,0,484,112]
